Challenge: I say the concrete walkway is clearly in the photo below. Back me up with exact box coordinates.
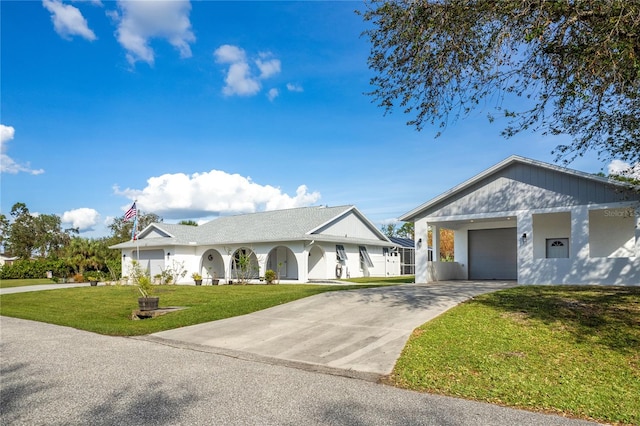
[0,282,97,294]
[150,281,517,380]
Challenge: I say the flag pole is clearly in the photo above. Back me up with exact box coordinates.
[134,200,140,262]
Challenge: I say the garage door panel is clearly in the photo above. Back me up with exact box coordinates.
[468,228,517,280]
[134,249,164,277]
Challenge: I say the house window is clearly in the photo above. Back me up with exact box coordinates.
[546,238,569,258]
[359,246,373,268]
[336,245,347,261]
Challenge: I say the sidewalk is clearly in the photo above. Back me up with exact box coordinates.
[0,282,98,295]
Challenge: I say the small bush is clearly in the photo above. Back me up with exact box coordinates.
[264,269,277,284]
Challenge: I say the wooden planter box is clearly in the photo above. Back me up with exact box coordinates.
[138,297,160,311]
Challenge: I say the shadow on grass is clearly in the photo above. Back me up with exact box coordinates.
[473,285,640,354]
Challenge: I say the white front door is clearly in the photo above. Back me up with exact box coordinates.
[546,238,569,258]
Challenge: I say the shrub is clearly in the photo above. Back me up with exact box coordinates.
[264,269,277,284]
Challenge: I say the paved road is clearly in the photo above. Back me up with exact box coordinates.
[1,316,598,425]
[151,281,517,379]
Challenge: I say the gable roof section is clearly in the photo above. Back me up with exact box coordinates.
[309,206,390,241]
[112,205,393,249]
[400,155,640,221]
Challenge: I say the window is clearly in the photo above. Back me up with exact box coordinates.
[359,246,373,268]
[336,245,347,261]
[546,238,569,258]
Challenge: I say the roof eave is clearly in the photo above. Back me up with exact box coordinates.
[399,155,639,222]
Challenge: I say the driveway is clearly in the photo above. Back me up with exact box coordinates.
[150,281,517,379]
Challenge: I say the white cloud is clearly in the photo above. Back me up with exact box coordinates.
[224,62,261,96]
[214,44,282,97]
[286,83,304,92]
[112,0,195,65]
[61,208,100,231]
[42,0,97,41]
[1,125,14,144]
[267,88,279,101]
[114,169,320,218]
[214,44,246,63]
[256,55,281,79]
[608,159,640,179]
[0,124,45,175]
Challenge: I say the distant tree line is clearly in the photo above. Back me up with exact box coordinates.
[0,202,162,280]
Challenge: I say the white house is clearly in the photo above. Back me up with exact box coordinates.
[111,205,401,284]
[0,253,18,266]
[400,156,640,285]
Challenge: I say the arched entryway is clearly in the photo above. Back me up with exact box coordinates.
[202,249,225,282]
[230,247,260,283]
[307,245,326,280]
[266,246,299,280]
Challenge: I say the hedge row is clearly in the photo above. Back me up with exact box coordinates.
[0,259,73,280]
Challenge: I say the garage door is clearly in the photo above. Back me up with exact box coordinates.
[468,228,517,280]
[135,250,165,277]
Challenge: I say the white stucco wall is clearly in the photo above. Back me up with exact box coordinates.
[589,208,636,258]
[122,240,396,284]
[531,212,571,259]
[412,202,639,285]
[520,203,640,285]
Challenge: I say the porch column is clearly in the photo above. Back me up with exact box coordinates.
[432,224,440,263]
[516,212,533,284]
[415,218,430,283]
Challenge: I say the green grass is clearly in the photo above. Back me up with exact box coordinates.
[341,275,415,284]
[390,285,640,425]
[0,278,55,288]
[0,283,382,336]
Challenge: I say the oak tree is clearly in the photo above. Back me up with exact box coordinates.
[361,0,640,164]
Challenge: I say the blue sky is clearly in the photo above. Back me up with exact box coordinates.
[0,0,628,238]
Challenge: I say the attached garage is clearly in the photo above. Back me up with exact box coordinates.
[468,228,517,280]
[131,249,165,277]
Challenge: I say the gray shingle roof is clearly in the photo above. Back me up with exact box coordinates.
[111,205,392,249]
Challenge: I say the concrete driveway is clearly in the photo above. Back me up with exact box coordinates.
[150,281,516,379]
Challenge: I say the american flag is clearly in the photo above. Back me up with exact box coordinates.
[124,202,137,221]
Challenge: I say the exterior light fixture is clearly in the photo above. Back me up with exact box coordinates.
[522,233,527,242]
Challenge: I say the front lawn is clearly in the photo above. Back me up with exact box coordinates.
[0,283,382,336]
[389,285,640,425]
